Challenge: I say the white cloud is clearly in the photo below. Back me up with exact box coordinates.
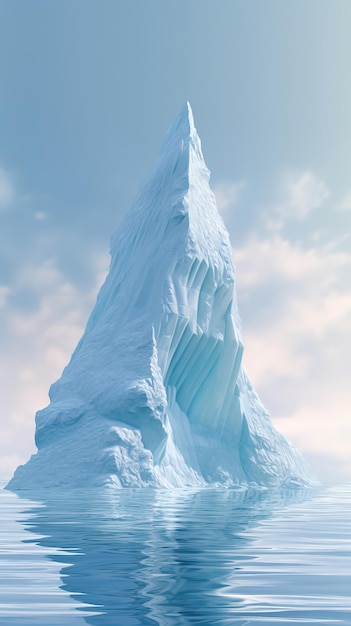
[0,286,10,308]
[273,399,351,485]
[337,192,351,211]
[235,234,351,483]
[266,172,330,230]
[236,235,350,294]
[285,171,329,218]
[0,166,16,210]
[213,180,246,214]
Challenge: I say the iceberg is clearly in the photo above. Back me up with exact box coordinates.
[7,103,316,489]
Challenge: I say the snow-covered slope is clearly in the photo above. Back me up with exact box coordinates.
[7,103,316,489]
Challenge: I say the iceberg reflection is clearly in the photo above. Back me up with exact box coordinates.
[15,487,312,626]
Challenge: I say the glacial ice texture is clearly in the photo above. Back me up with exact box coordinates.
[7,103,316,489]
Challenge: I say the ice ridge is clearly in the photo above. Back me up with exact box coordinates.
[7,103,316,489]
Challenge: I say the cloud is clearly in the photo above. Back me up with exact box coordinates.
[337,192,351,211]
[0,286,10,308]
[265,171,330,232]
[34,211,47,221]
[235,234,351,483]
[213,180,246,214]
[284,171,329,219]
[0,166,16,211]
[273,401,351,485]
[235,235,350,295]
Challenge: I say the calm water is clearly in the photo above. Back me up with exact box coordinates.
[0,482,350,625]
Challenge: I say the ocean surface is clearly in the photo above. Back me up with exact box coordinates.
[0,481,350,626]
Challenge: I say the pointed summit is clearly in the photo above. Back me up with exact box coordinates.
[166,101,196,140]
[160,101,203,163]
[6,105,317,490]
[177,100,196,138]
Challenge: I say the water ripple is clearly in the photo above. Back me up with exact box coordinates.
[1,483,350,625]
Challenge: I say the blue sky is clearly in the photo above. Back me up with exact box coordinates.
[1,0,351,483]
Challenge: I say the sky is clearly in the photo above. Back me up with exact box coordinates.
[1,0,351,484]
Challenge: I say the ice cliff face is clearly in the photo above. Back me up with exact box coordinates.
[7,103,316,489]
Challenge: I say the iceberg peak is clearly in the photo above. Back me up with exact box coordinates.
[158,101,206,174]
[6,104,317,491]
[165,101,196,143]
